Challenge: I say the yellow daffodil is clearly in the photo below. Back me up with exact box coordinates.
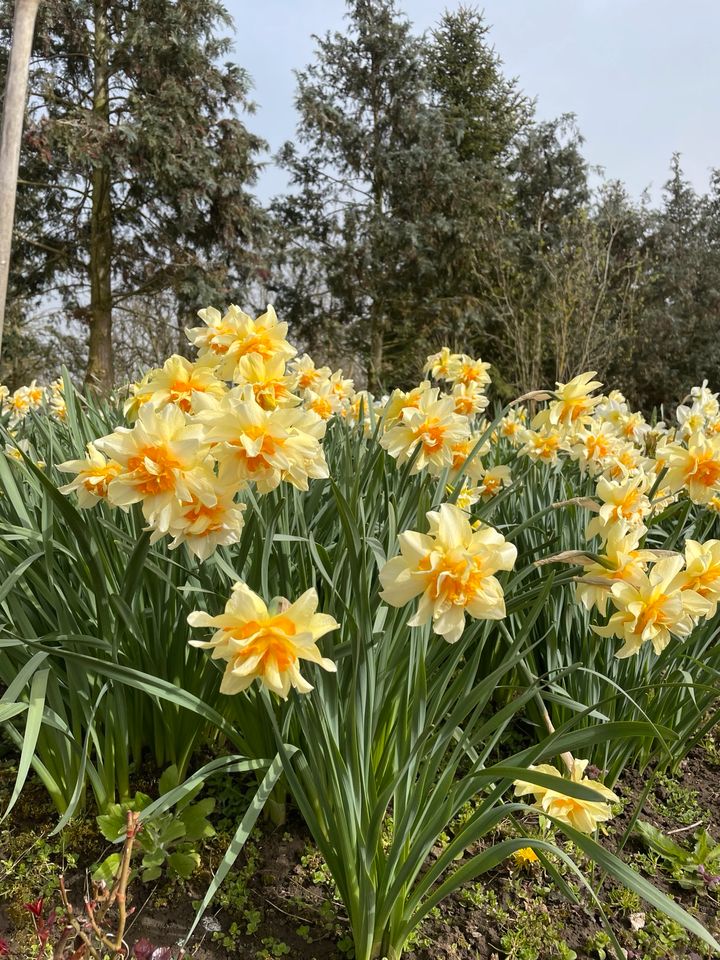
[449,433,490,482]
[423,347,462,381]
[601,442,647,482]
[304,383,336,420]
[498,407,527,445]
[124,354,227,418]
[58,443,123,508]
[665,433,720,504]
[519,426,564,464]
[186,304,296,380]
[514,758,618,833]
[379,502,516,643]
[593,555,711,658]
[165,479,246,560]
[194,385,328,493]
[569,422,620,477]
[681,539,720,617]
[542,371,603,428]
[94,404,210,521]
[188,581,338,699]
[585,474,652,542]
[290,354,331,391]
[451,381,490,418]
[232,354,300,409]
[477,464,512,499]
[449,482,482,511]
[380,389,470,476]
[575,528,655,615]
[380,382,433,426]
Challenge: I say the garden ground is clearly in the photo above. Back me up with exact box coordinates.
[1,732,718,960]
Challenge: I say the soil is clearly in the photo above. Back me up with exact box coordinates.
[1,743,719,960]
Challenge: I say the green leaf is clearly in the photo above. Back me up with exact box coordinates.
[97,805,129,842]
[167,850,201,879]
[92,853,122,885]
[158,764,180,796]
[636,820,689,861]
[1,668,50,822]
[181,753,286,947]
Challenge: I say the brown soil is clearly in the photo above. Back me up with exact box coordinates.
[1,744,719,960]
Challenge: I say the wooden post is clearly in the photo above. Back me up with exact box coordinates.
[0,0,41,361]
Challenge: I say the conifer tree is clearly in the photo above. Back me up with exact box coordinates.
[273,1,533,388]
[0,0,266,389]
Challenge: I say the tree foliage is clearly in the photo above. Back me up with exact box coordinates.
[1,0,267,387]
[2,0,720,410]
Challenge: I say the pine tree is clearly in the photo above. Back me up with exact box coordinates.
[273,1,536,389]
[273,0,428,390]
[426,6,530,165]
[1,0,266,389]
[630,156,720,409]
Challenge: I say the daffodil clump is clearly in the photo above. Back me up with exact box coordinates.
[7,310,720,960]
[0,378,67,426]
[6,316,711,662]
[51,307,336,560]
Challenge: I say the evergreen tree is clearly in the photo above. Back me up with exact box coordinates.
[273,0,427,389]
[426,6,530,165]
[273,1,532,389]
[630,157,720,410]
[0,0,266,389]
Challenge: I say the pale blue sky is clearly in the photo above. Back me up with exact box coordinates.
[225,0,720,204]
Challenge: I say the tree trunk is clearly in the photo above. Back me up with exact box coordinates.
[368,306,384,393]
[84,0,114,391]
[0,0,41,362]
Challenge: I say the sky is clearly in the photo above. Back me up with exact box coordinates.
[226,0,720,205]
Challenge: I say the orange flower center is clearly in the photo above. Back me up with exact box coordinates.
[615,489,641,518]
[310,397,333,419]
[585,435,611,460]
[233,616,298,672]
[533,434,560,458]
[298,370,319,390]
[235,426,281,473]
[207,323,238,353]
[236,332,277,361]
[184,500,227,531]
[254,381,290,410]
[420,553,486,606]
[691,455,720,488]
[82,464,119,497]
[635,594,670,635]
[560,396,593,422]
[685,564,720,596]
[414,419,446,453]
[127,445,180,495]
[455,396,475,416]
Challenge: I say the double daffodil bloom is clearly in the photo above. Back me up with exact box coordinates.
[379,502,516,643]
[186,304,296,380]
[665,432,720,504]
[188,582,338,699]
[514,759,618,833]
[380,389,470,476]
[593,555,712,658]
